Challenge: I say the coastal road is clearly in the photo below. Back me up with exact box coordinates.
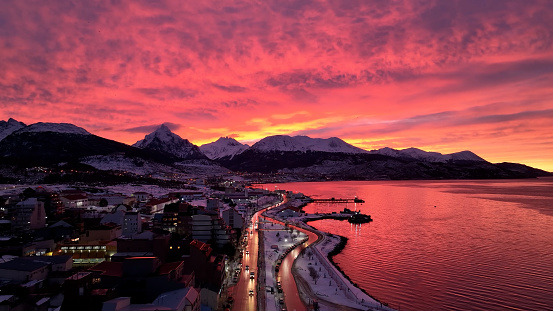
[279,227,319,311]
[263,214,320,311]
[231,212,261,311]
[232,196,286,311]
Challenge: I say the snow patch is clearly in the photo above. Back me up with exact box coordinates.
[15,122,91,135]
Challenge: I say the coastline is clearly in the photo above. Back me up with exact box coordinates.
[325,234,391,309]
[265,196,395,310]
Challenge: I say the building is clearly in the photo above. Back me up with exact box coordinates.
[59,241,117,266]
[114,231,170,263]
[183,240,226,289]
[160,203,196,234]
[12,198,46,231]
[206,198,221,211]
[190,215,212,243]
[144,198,179,214]
[132,192,151,202]
[220,206,244,229]
[101,287,200,311]
[0,257,50,282]
[60,194,89,209]
[122,212,142,236]
[81,223,122,243]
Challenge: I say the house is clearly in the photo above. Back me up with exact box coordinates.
[132,192,151,202]
[12,198,46,231]
[60,194,89,209]
[178,192,204,202]
[144,198,179,214]
[20,255,73,271]
[0,257,50,282]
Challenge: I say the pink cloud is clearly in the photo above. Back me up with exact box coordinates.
[1,0,553,170]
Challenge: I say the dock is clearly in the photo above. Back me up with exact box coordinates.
[311,198,365,203]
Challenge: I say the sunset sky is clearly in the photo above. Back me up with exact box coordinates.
[1,0,553,171]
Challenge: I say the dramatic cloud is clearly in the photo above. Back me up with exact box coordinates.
[1,0,553,170]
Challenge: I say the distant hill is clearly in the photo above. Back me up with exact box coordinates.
[1,118,550,181]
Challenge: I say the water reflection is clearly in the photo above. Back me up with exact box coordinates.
[263,179,553,311]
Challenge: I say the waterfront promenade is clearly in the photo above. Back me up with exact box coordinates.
[261,196,396,311]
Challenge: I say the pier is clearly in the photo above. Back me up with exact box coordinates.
[311,197,365,203]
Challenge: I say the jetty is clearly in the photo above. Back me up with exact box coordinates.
[311,197,365,203]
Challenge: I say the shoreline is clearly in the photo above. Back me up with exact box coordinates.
[303,220,393,309]
[325,234,391,309]
[268,196,394,310]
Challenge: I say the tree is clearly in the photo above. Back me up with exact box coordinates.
[99,198,108,207]
[308,266,320,285]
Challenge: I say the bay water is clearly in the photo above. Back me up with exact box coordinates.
[262,178,553,310]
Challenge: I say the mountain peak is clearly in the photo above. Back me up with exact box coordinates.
[133,124,206,160]
[251,135,368,154]
[200,137,249,160]
[370,147,486,162]
[157,123,171,132]
[1,118,26,141]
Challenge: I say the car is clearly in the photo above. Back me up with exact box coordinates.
[250,271,255,279]
[249,289,254,296]
[227,296,234,304]
[245,265,249,270]
[245,250,249,255]
[279,297,284,304]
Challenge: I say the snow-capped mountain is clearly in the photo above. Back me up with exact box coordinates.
[200,137,249,160]
[250,135,368,154]
[0,118,26,141]
[369,147,486,162]
[15,122,91,135]
[133,124,206,160]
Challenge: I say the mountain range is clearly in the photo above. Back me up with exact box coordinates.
[0,118,550,181]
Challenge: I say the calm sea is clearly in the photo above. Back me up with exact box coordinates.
[262,178,553,310]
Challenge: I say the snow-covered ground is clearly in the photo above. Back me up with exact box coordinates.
[0,183,195,198]
[262,197,395,311]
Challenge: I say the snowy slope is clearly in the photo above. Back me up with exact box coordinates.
[133,124,206,160]
[251,135,368,154]
[369,147,486,162]
[200,137,249,159]
[0,118,26,141]
[15,122,91,135]
[81,154,181,176]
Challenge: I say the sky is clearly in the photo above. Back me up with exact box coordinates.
[1,0,553,171]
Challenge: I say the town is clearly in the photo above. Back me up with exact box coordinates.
[0,178,389,311]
